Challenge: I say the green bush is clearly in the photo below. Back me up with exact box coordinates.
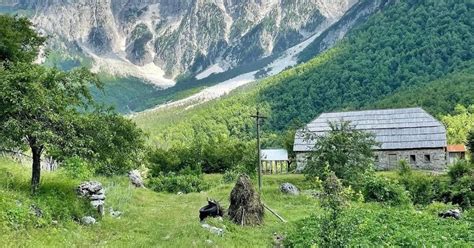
[147,173,209,193]
[448,160,473,183]
[222,170,239,184]
[399,174,436,205]
[222,165,255,184]
[284,213,355,248]
[286,203,474,247]
[147,148,202,176]
[398,159,412,177]
[60,156,95,180]
[362,176,411,206]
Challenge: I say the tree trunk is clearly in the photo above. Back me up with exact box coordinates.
[30,138,43,194]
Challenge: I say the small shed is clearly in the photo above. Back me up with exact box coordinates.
[447,144,466,164]
[261,149,290,174]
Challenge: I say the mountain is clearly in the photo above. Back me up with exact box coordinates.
[9,0,358,85]
[133,0,473,153]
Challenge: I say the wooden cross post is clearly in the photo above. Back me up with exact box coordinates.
[251,109,267,192]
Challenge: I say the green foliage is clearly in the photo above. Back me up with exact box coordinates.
[147,148,202,176]
[442,105,474,144]
[448,160,473,183]
[467,129,474,154]
[399,173,436,205]
[398,159,412,177]
[362,176,411,206]
[286,202,474,247]
[0,15,45,64]
[135,1,474,175]
[374,66,474,115]
[59,156,94,180]
[260,1,474,131]
[305,121,377,185]
[222,165,253,184]
[319,172,352,247]
[0,157,95,232]
[147,173,209,194]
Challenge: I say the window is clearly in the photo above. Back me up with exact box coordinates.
[424,154,431,163]
[410,155,416,164]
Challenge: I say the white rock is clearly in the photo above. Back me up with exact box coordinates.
[128,170,145,188]
[81,216,96,225]
[91,200,105,208]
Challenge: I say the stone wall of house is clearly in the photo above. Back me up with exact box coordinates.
[295,152,309,172]
[295,148,447,172]
[375,148,447,171]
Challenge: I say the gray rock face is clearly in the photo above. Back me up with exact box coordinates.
[81,216,96,225]
[15,0,359,79]
[280,183,299,195]
[128,170,144,188]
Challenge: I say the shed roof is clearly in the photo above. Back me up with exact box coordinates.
[447,144,466,152]
[294,107,447,152]
[261,149,289,161]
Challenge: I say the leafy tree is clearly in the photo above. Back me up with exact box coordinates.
[442,105,474,144]
[0,15,146,192]
[0,15,46,64]
[51,110,146,176]
[0,63,100,193]
[305,121,377,185]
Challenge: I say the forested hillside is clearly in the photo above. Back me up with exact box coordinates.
[134,0,474,172]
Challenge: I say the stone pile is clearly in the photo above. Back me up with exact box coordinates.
[77,181,106,216]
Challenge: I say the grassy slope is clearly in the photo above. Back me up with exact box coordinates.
[0,157,318,247]
[1,157,473,247]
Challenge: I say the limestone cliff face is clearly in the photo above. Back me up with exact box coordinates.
[13,0,358,81]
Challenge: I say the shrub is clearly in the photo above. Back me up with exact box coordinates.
[305,121,377,185]
[147,173,209,193]
[147,148,202,177]
[399,174,436,205]
[222,170,239,184]
[450,175,474,209]
[448,160,473,183]
[60,156,94,180]
[222,165,255,184]
[398,159,412,177]
[362,176,411,206]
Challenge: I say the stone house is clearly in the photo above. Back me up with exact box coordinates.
[293,108,448,171]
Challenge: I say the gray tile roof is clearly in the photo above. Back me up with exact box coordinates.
[294,108,447,152]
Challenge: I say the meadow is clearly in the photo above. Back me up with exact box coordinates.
[1,157,472,247]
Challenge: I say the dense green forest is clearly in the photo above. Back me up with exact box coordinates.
[135,0,474,173]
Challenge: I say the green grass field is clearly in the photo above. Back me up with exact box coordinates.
[1,157,473,247]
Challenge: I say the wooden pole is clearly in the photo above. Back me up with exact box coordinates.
[264,204,287,223]
[251,109,267,192]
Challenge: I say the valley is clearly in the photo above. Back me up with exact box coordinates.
[0,0,473,247]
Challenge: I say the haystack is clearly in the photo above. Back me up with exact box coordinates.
[228,174,264,226]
